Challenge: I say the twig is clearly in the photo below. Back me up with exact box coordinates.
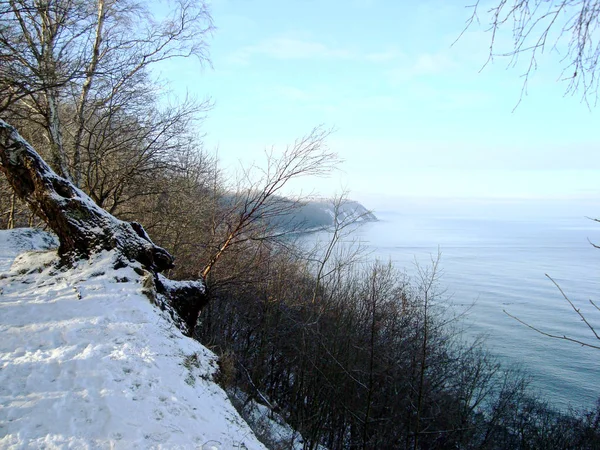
[545,273,600,341]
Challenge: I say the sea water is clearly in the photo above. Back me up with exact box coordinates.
[327,199,600,410]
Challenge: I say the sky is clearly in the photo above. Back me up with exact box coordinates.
[156,0,600,206]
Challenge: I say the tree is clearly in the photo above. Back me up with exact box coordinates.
[132,144,222,280]
[75,96,210,215]
[200,126,340,280]
[0,0,213,182]
[465,0,600,104]
[307,191,370,305]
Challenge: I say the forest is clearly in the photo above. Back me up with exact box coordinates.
[1,1,599,448]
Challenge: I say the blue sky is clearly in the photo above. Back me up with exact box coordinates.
[157,0,600,205]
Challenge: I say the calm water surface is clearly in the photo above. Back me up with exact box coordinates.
[340,204,600,409]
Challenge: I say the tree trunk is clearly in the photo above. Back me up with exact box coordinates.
[73,0,106,187]
[8,193,15,229]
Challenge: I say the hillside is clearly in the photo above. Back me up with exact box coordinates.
[0,228,266,449]
[269,198,377,232]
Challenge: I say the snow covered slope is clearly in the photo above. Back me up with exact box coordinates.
[0,228,266,449]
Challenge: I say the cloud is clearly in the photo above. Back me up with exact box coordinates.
[227,37,355,65]
[386,51,458,82]
[364,49,404,63]
[226,35,405,66]
[413,53,457,74]
[273,86,315,102]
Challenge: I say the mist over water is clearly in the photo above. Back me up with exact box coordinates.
[348,198,600,409]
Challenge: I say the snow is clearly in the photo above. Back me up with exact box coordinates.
[0,228,266,449]
[229,390,317,450]
[0,228,58,272]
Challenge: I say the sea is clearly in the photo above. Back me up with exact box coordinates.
[315,198,600,411]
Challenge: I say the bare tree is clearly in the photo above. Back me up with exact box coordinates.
[0,0,213,180]
[133,143,222,280]
[411,254,442,450]
[0,0,91,177]
[71,0,106,186]
[200,126,340,279]
[464,0,600,104]
[77,95,210,215]
[305,191,371,304]
[67,0,213,187]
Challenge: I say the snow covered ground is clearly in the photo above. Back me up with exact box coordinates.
[0,228,266,449]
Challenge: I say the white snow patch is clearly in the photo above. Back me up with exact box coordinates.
[229,390,310,450]
[0,229,266,449]
[0,228,58,272]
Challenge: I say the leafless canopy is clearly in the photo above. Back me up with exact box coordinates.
[200,126,340,279]
[0,0,213,180]
[465,0,600,105]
